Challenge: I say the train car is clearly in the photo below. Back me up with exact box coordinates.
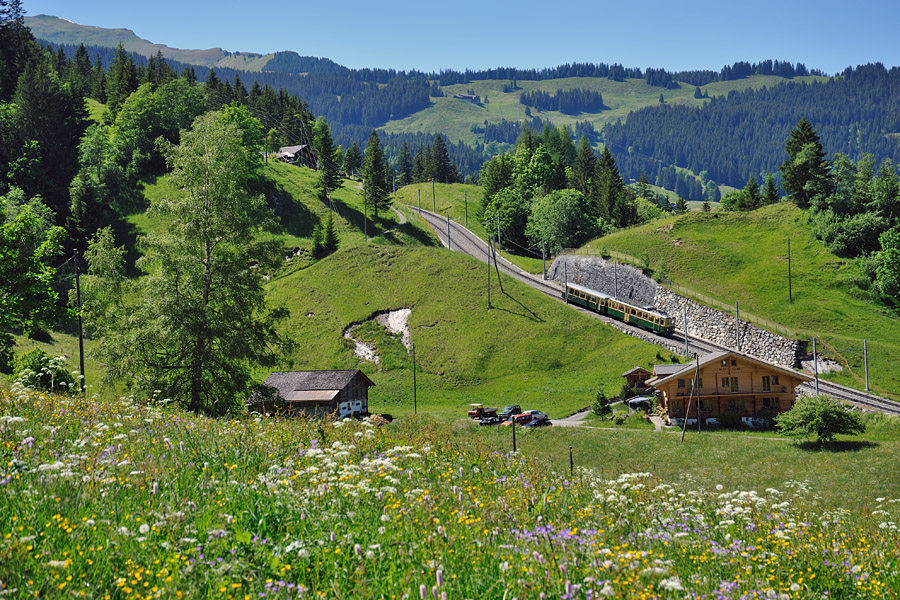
[562,282,675,336]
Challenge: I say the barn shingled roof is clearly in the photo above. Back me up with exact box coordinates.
[262,370,374,399]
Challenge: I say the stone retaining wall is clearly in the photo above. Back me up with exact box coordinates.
[653,287,805,368]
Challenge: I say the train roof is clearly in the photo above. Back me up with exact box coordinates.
[565,281,612,299]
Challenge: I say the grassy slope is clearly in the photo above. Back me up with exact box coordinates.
[583,203,900,399]
[267,242,670,419]
[382,75,826,146]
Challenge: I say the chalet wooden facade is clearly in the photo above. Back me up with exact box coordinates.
[248,370,374,418]
[275,144,317,169]
[647,351,812,426]
[621,366,653,394]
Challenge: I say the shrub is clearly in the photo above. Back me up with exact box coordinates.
[717,412,744,430]
[13,348,76,392]
[775,395,866,444]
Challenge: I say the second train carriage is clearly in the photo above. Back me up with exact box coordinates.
[562,282,676,335]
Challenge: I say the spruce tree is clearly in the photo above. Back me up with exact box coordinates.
[744,173,761,209]
[780,117,832,208]
[571,135,598,199]
[323,211,339,254]
[363,130,390,221]
[430,134,458,183]
[312,117,341,198]
[105,43,138,117]
[396,141,413,185]
[762,173,780,204]
[343,141,362,177]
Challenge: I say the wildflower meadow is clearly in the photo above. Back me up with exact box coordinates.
[1,388,898,599]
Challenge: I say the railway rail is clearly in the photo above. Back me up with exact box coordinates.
[412,206,900,416]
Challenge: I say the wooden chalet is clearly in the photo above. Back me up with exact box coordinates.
[621,366,653,394]
[647,350,812,426]
[275,144,317,169]
[248,370,374,418]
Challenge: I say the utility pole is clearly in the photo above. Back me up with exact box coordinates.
[735,301,740,352]
[447,215,451,250]
[788,237,792,304]
[412,343,417,414]
[492,235,504,293]
[392,175,396,198]
[432,179,435,212]
[511,418,517,452]
[683,306,689,358]
[813,337,819,395]
[418,189,421,213]
[614,262,618,298]
[265,130,269,166]
[496,211,501,253]
[564,261,569,304]
[864,339,869,391]
[74,252,86,396]
[541,238,546,280]
[364,198,368,240]
[487,239,491,309]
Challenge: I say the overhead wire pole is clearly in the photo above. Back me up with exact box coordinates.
[418,189,421,214]
[813,337,819,395]
[487,237,492,309]
[683,307,689,357]
[432,179,435,212]
[412,342,417,414]
[864,339,869,391]
[496,211,502,253]
[446,215,451,250]
[542,238,546,280]
[735,301,740,351]
[788,237,792,303]
[492,236,504,294]
[464,191,468,227]
[564,261,569,304]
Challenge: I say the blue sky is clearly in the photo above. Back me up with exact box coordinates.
[24,0,900,74]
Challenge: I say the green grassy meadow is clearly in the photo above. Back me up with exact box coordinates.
[2,388,899,599]
[382,75,826,147]
[580,203,900,399]
[267,242,668,419]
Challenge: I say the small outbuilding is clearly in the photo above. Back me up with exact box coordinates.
[275,144,317,169]
[621,366,653,394]
[248,370,374,418]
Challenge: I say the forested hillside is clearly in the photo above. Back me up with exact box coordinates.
[605,63,900,189]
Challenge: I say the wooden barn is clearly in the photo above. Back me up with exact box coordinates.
[248,370,374,418]
[647,350,812,426]
[275,144,317,169]
[621,366,653,394]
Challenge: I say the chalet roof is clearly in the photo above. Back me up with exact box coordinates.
[278,145,309,155]
[621,366,652,378]
[263,370,374,398]
[646,350,812,387]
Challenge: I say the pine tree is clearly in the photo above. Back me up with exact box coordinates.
[343,141,362,177]
[675,195,689,214]
[323,211,339,254]
[91,54,106,102]
[693,86,703,99]
[0,0,33,101]
[396,141,413,185]
[363,130,390,221]
[780,117,832,208]
[430,134,458,183]
[412,144,427,182]
[105,43,138,116]
[571,135,598,198]
[762,173,780,204]
[312,117,341,198]
[744,173,761,209]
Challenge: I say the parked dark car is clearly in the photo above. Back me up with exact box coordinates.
[522,418,552,427]
[497,405,522,420]
[478,416,504,426]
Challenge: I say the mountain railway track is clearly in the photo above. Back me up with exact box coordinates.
[412,206,900,416]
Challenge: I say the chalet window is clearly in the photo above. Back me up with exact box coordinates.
[772,376,779,385]
[677,379,685,389]
[762,375,771,392]
[727,398,745,411]
[762,397,781,409]
[731,359,737,366]
[721,376,738,392]
[699,399,711,411]
[721,360,727,367]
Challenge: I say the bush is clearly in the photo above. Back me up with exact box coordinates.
[13,348,76,392]
[775,395,866,444]
[717,412,743,429]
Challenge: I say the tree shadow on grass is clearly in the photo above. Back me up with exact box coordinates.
[255,178,319,239]
[795,440,879,452]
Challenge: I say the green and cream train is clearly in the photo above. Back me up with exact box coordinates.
[562,282,676,335]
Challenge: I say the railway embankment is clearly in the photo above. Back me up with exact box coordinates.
[550,255,805,368]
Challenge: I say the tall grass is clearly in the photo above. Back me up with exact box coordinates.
[2,388,898,598]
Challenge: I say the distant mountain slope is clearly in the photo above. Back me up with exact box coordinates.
[25,14,272,70]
